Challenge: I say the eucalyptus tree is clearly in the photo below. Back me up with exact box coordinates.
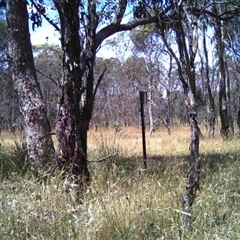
[33,44,61,126]
[93,57,125,128]
[130,29,169,134]
[230,58,240,136]
[150,0,240,228]
[32,0,169,190]
[155,2,201,227]
[6,0,55,163]
[122,56,149,124]
[222,8,240,136]
[4,0,167,188]
[199,21,216,137]
[213,4,231,138]
[210,0,240,138]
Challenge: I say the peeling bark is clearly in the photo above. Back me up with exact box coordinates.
[6,0,54,163]
[181,88,201,228]
[54,0,90,191]
[156,2,201,228]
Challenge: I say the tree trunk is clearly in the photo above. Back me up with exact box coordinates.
[202,24,215,137]
[237,107,240,137]
[225,63,234,136]
[181,88,201,228]
[208,91,215,138]
[215,9,229,138]
[237,91,240,137]
[54,0,90,191]
[163,89,171,135]
[165,56,173,135]
[148,89,155,135]
[6,0,54,163]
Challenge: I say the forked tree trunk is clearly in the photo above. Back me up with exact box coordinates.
[54,0,90,191]
[6,0,54,163]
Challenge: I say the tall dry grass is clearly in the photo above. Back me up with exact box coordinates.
[0,125,240,239]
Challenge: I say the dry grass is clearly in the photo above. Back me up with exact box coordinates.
[0,125,240,239]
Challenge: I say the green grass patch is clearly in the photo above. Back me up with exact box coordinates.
[0,127,240,239]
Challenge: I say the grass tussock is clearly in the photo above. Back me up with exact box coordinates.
[0,126,240,239]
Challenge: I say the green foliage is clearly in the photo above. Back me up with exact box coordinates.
[0,128,240,239]
[33,43,61,125]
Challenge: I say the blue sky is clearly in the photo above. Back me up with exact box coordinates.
[30,19,60,46]
[28,2,133,59]
[30,18,119,59]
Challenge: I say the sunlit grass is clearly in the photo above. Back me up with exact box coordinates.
[0,125,240,239]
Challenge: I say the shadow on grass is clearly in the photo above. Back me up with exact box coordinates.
[98,149,240,182]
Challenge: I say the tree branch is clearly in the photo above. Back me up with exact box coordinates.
[0,58,8,63]
[95,16,158,50]
[114,0,127,25]
[191,6,240,21]
[35,68,59,86]
[29,0,60,32]
[87,153,118,163]
[159,29,188,90]
[93,67,106,97]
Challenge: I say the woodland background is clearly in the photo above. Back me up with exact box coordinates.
[0,1,240,238]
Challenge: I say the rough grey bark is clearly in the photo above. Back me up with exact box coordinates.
[53,0,90,190]
[52,0,161,190]
[182,87,200,229]
[6,0,54,163]
[157,2,201,228]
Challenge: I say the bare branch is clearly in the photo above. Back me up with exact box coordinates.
[159,29,188,90]
[87,153,118,163]
[94,67,107,97]
[35,68,59,86]
[0,58,8,63]
[38,132,56,142]
[191,6,240,21]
